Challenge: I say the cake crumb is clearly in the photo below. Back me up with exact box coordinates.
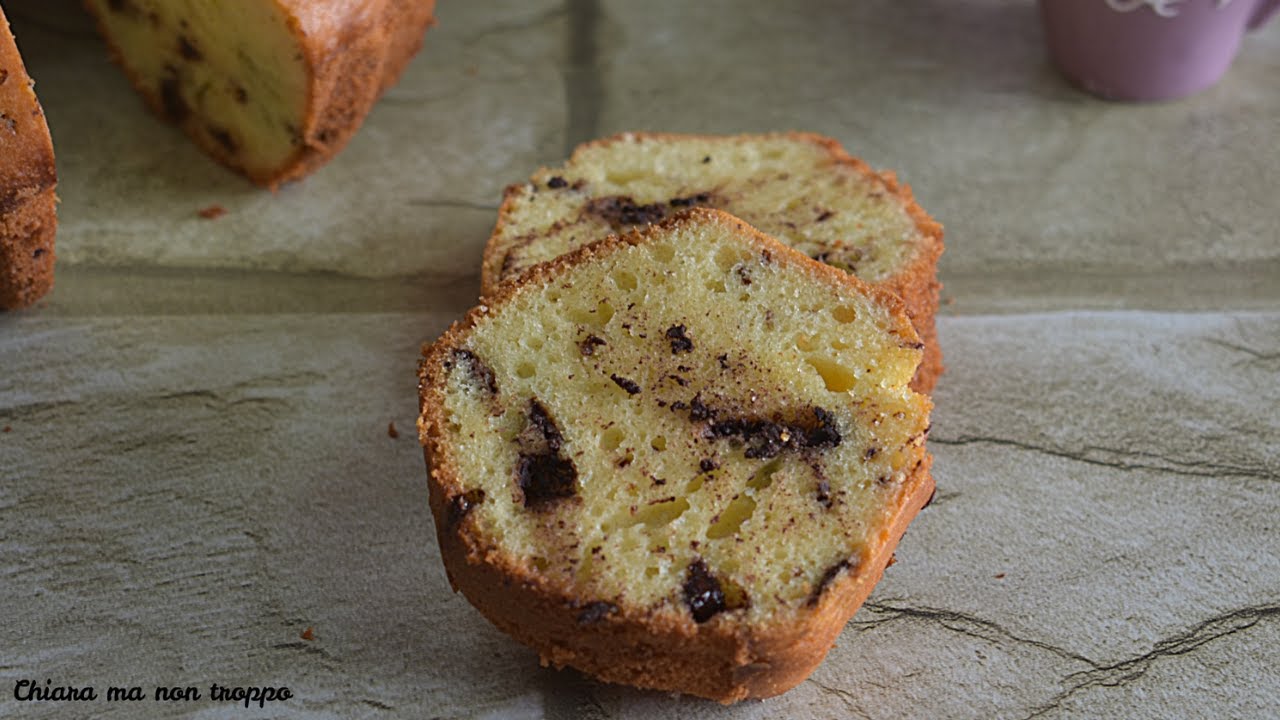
[300,627,315,641]
[994,573,1006,580]
[198,204,228,219]
[387,421,400,439]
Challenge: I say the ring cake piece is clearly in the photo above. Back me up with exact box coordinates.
[0,6,57,310]
[421,208,934,702]
[481,132,945,392]
[84,0,438,188]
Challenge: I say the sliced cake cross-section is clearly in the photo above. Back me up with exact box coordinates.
[420,208,934,702]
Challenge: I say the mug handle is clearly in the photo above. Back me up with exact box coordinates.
[1249,0,1280,30]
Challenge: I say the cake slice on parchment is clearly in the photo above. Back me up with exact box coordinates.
[482,132,945,392]
[83,0,438,188]
[0,6,57,311]
[420,208,933,703]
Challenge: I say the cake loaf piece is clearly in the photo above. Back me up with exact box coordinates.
[0,6,57,310]
[421,208,934,702]
[84,0,437,188]
[482,132,945,392]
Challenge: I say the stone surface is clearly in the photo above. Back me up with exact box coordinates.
[2,1,1277,718]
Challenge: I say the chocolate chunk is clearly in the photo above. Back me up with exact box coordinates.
[448,489,486,524]
[668,192,712,208]
[670,400,689,412]
[208,125,237,153]
[666,325,693,354]
[816,479,832,508]
[586,195,667,226]
[448,349,498,394]
[708,407,841,459]
[178,35,202,61]
[699,458,718,473]
[547,176,568,189]
[159,74,189,122]
[579,335,606,356]
[610,374,641,395]
[527,400,564,451]
[576,601,618,625]
[683,559,726,623]
[688,394,714,422]
[517,451,577,508]
[804,408,842,449]
[808,559,854,606]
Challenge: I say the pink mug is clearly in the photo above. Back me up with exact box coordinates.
[1040,0,1280,101]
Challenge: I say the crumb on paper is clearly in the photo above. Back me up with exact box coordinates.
[2,425,10,433]
[387,421,400,439]
[198,204,228,219]
[994,573,1006,579]
[886,553,897,567]
[301,627,315,641]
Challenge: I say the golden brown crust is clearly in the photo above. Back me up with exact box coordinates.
[421,209,934,703]
[84,0,437,189]
[479,132,945,392]
[0,7,57,310]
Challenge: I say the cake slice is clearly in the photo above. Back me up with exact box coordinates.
[83,0,437,188]
[0,6,57,310]
[420,208,934,702]
[481,132,945,392]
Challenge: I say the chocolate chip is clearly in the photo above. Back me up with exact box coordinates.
[547,176,568,189]
[585,195,667,226]
[702,155,711,164]
[699,459,718,473]
[816,480,832,508]
[576,601,618,624]
[517,451,577,508]
[805,408,842,449]
[666,325,693,354]
[808,559,854,606]
[178,35,202,61]
[707,407,841,459]
[527,400,564,451]
[668,192,712,208]
[208,125,237,153]
[610,374,641,395]
[683,559,726,623]
[688,394,713,422]
[447,489,485,524]
[448,349,498,394]
[579,335,606,356]
[159,74,189,122]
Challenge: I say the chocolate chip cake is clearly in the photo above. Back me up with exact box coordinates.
[481,132,945,392]
[0,6,57,310]
[83,0,437,188]
[420,208,934,702]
